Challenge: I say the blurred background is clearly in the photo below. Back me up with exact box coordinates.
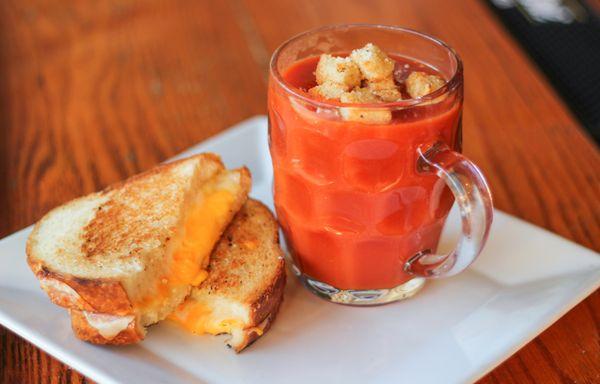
[487,0,600,143]
[0,1,599,383]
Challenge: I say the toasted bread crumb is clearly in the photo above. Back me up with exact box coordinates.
[367,77,401,102]
[350,43,395,81]
[372,88,402,102]
[340,88,392,124]
[406,71,445,98]
[315,54,361,89]
[308,82,347,100]
[243,239,258,250]
[340,87,379,104]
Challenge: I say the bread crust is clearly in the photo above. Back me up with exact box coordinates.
[225,200,287,352]
[248,251,286,329]
[104,152,223,193]
[70,310,144,344]
[233,268,285,352]
[28,264,134,315]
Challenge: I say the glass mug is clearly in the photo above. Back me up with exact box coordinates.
[268,24,493,305]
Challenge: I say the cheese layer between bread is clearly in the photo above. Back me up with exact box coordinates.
[171,189,235,285]
[169,299,250,335]
[134,170,248,315]
[167,199,286,352]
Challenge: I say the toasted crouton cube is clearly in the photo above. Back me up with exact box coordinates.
[340,88,391,124]
[367,77,396,91]
[367,77,402,102]
[372,88,402,102]
[350,43,395,81]
[315,54,362,89]
[406,71,445,98]
[340,87,379,104]
[308,82,347,100]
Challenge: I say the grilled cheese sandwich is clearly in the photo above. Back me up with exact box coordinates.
[27,154,285,351]
[27,153,251,344]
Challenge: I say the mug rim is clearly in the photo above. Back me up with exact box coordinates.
[269,23,463,109]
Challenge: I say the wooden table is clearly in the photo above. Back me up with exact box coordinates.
[1,0,598,383]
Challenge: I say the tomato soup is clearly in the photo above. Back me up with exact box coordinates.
[269,55,462,290]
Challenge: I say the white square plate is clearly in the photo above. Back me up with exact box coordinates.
[1,116,599,384]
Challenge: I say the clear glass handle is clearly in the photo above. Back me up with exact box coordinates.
[405,142,493,277]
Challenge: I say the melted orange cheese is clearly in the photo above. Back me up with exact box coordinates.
[171,189,235,284]
[168,303,245,335]
[135,189,235,310]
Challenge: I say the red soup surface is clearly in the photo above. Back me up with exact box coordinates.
[269,55,461,289]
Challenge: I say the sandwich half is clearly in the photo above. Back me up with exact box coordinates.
[27,153,251,344]
[169,199,286,352]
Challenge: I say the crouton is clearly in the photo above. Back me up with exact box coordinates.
[372,88,402,102]
[406,71,445,98]
[340,87,379,104]
[367,77,402,102]
[349,43,395,82]
[315,54,362,89]
[340,88,392,124]
[308,82,347,100]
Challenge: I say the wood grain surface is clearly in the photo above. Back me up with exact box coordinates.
[0,0,598,383]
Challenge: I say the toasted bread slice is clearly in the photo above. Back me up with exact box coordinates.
[27,153,251,344]
[169,199,286,352]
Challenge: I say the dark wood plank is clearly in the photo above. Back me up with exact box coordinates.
[0,0,598,383]
[0,0,267,234]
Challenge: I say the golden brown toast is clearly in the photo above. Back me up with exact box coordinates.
[169,199,286,352]
[27,153,251,344]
